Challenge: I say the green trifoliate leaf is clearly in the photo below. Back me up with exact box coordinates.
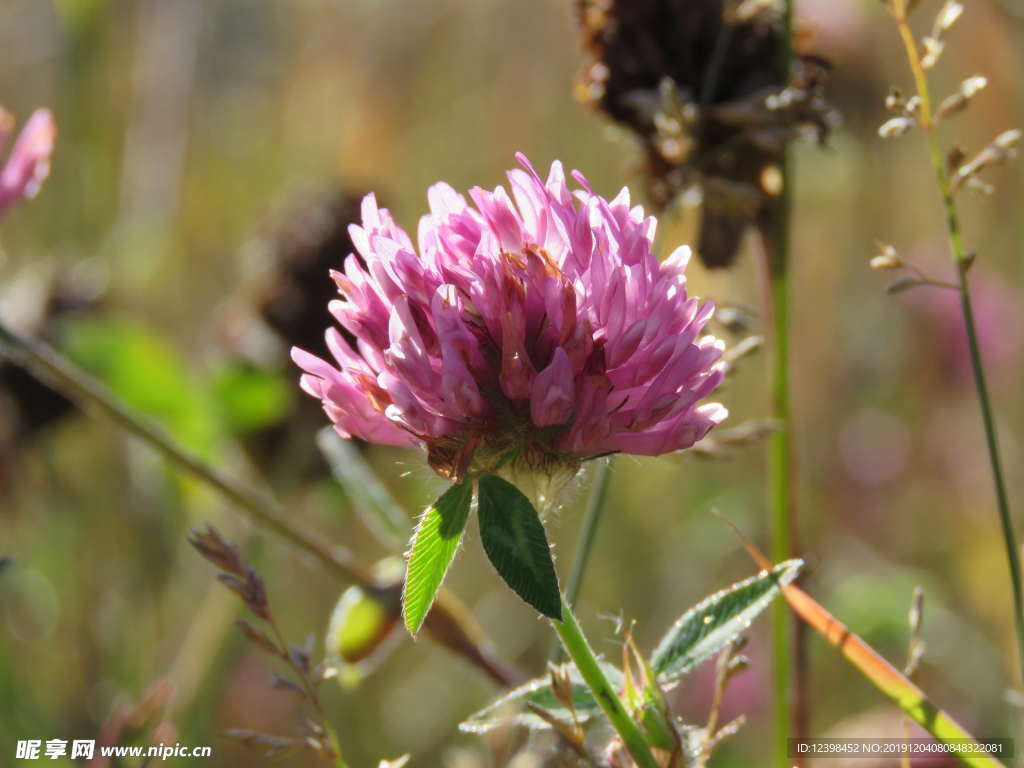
[651,559,803,682]
[402,481,473,635]
[459,662,622,733]
[476,474,562,620]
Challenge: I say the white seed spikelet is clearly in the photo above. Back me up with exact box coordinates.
[921,37,945,70]
[935,1,963,33]
[878,117,916,139]
[995,129,1022,152]
[961,76,988,99]
[870,242,903,271]
[936,76,988,121]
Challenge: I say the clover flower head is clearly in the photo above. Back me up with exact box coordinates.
[293,154,727,480]
[0,108,55,219]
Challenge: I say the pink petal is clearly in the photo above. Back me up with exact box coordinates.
[531,347,574,427]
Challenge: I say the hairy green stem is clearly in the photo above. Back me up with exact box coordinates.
[552,597,659,768]
[890,1,1024,682]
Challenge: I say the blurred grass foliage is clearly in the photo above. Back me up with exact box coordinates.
[1,0,1023,766]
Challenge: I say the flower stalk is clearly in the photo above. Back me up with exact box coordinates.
[887,0,1024,682]
[551,596,660,768]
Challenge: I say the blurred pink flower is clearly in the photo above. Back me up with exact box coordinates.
[0,108,55,218]
[293,154,726,479]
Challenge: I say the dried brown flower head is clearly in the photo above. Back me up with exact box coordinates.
[0,273,101,453]
[243,187,372,479]
[257,187,366,357]
[576,0,835,267]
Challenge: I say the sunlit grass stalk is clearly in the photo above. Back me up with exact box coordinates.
[889,0,1024,681]
[552,596,660,768]
[767,0,801,763]
[0,319,520,687]
[566,458,614,608]
[766,238,796,766]
[317,427,409,549]
[549,459,614,664]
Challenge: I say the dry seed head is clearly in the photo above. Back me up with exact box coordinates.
[878,116,916,139]
[963,176,994,196]
[961,76,988,98]
[870,254,903,270]
[715,305,756,335]
[936,76,988,122]
[920,37,945,70]
[885,86,906,112]
[905,643,925,677]
[952,128,1023,191]
[727,655,751,676]
[225,729,296,756]
[908,586,924,633]
[904,586,926,677]
[547,662,577,713]
[886,276,925,295]
[271,673,308,700]
[727,0,782,24]
[935,94,968,122]
[236,618,281,656]
[716,418,781,446]
[760,164,784,196]
[934,1,964,33]
[871,242,902,270]
[995,128,1023,152]
[947,146,966,173]
[188,525,248,578]
[722,336,763,374]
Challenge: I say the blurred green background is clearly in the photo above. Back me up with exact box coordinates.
[1,0,1023,765]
